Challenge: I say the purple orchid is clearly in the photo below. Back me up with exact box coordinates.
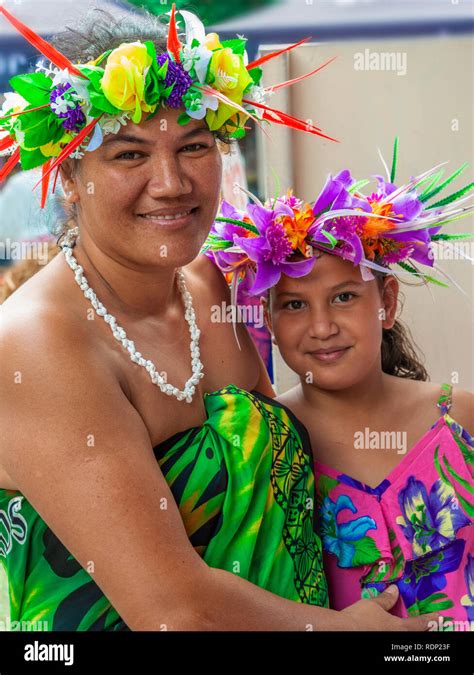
[397,538,465,610]
[396,476,470,558]
[233,201,316,296]
[461,553,474,621]
[205,200,254,271]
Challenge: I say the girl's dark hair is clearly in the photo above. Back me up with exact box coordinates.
[374,272,429,381]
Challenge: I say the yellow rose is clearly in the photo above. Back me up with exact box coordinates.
[204,33,223,51]
[100,42,154,123]
[206,49,252,131]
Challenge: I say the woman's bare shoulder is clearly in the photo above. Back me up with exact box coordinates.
[185,253,230,298]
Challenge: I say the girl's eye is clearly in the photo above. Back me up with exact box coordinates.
[282,299,306,311]
[333,292,356,304]
[116,151,143,160]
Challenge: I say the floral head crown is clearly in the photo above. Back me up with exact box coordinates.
[202,138,474,302]
[0,4,336,207]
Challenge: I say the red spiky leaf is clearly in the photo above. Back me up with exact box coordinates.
[0,7,85,78]
[267,56,337,93]
[0,134,15,151]
[33,116,102,190]
[243,99,338,142]
[0,147,21,182]
[40,159,52,209]
[247,37,310,70]
[52,165,61,195]
[167,3,181,63]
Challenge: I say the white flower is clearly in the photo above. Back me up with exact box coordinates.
[186,92,218,121]
[51,68,75,88]
[35,60,60,79]
[1,92,28,116]
[100,112,131,136]
[50,95,75,115]
[181,44,212,84]
[243,85,269,119]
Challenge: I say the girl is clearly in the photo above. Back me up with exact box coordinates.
[204,143,474,624]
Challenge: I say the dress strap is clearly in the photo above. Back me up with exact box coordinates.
[437,383,453,415]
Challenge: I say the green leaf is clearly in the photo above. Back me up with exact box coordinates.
[19,145,48,170]
[348,179,370,194]
[214,216,259,236]
[177,112,192,125]
[9,73,52,106]
[420,163,469,203]
[414,592,454,615]
[390,136,398,183]
[229,127,246,139]
[92,49,112,67]
[319,230,338,247]
[431,233,473,241]
[426,182,474,209]
[443,455,474,494]
[350,536,381,566]
[221,38,247,55]
[88,90,120,115]
[247,67,262,87]
[317,474,339,500]
[157,56,169,80]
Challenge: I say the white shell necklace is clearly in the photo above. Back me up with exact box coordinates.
[61,227,204,403]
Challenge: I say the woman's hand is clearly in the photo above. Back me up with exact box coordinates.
[340,585,439,631]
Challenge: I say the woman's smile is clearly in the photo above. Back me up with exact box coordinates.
[137,206,199,229]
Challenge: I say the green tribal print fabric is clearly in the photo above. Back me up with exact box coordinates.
[0,385,328,630]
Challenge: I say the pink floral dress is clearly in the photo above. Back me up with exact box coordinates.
[314,384,474,625]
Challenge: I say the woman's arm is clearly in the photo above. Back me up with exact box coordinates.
[0,318,435,631]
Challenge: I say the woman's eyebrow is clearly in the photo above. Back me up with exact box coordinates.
[104,126,211,146]
[103,134,152,146]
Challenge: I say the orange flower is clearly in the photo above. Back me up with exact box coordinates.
[278,202,315,252]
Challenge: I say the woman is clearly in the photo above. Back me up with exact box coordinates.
[0,7,438,631]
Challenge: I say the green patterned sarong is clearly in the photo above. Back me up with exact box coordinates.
[0,385,328,630]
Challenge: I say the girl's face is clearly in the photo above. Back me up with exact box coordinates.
[266,253,398,391]
[60,108,222,270]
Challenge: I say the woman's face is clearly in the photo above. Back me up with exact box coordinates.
[266,253,398,391]
[61,108,222,269]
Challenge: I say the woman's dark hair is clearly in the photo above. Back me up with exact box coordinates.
[51,6,233,148]
[374,271,429,381]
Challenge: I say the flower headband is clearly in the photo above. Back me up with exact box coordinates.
[202,138,474,304]
[0,4,336,208]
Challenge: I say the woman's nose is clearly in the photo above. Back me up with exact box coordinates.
[146,154,193,198]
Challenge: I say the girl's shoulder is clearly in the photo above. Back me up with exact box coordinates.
[387,377,472,429]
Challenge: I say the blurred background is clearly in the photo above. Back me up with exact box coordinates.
[0,0,473,625]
